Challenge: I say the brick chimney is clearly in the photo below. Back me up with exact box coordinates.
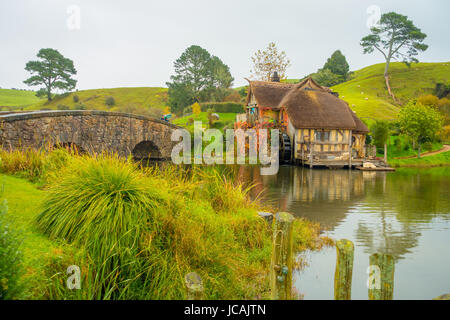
[271,71,280,82]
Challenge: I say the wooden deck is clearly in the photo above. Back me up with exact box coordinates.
[295,158,387,169]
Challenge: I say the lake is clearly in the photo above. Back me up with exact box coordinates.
[236,165,450,300]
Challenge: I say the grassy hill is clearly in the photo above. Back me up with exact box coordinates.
[3,61,448,121]
[24,87,169,112]
[331,62,450,120]
[0,88,43,108]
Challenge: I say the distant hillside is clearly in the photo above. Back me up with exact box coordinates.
[331,62,450,120]
[24,87,169,112]
[0,88,43,108]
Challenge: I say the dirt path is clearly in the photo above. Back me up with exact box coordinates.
[394,145,450,159]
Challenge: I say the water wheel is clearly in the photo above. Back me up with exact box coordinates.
[279,133,292,164]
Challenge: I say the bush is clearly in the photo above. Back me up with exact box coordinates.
[105,96,115,107]
[394,137,402,152]
[74,103,86,110]
[57,104,70,110]
[0,200,24,300]
[424,141,433,153]
[199,102,244,113]
[73,95,79,103]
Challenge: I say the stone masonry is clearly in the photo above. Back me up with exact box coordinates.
[0,110,180,159]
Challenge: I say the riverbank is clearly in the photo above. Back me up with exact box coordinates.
[388,150,450,168]
[0,148,326,299]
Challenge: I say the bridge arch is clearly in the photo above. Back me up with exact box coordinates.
[132,140,162,160]
[0,110,180,159]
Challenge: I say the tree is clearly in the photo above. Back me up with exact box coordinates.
[323,50,349,80]
[166,45,233,114]
[250,42,291,81]
[311,68,344,87]
[399,101,443,158]
[371,120,390,162]
[360,12,428,101]
[24,48,77,101]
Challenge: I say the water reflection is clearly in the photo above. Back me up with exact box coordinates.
[237,166,450,299]
[238,166,450,262]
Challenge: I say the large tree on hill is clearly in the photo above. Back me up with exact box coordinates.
[24,48,77,101]
[250,42,291,81]
[360,12,428,101]
[166,45,233,114]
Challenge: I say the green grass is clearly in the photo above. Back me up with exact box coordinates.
[0,148,324,299]
[388,150,450,167]
[331,62,450,120]
[0,89,43,108]
[25,87,169,112]
[377,135,443,159]
[172,112,237,132]
[1,175,65,299]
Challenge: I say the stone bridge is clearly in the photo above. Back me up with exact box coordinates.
[0,110,181,159]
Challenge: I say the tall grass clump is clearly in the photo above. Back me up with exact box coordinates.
[0,148,45,181]
[35,154,168,298]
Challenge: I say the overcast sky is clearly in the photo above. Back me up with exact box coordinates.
[1,0,449,90]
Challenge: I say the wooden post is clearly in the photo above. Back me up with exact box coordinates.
[368,253,395,300]
[258,211,274,227]
[185,272,204,300]
[309,143,314,168]
[271,212,295,300]
[384,143,387,163]
[334,239,354,300]
[348,130,352,169]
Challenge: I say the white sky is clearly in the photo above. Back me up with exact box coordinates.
[1,0,449,90]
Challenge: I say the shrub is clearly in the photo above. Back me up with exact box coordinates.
[0,200,24,300]
[394,137,402,152]
[223,91,241,103]
[57,104,70,110]
[105,96,115,107]
[74,103,86,110]
[424,141,433,153]
[73,95,79,103]
[199,102,244,113]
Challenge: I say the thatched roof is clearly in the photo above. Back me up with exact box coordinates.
[245,81,296,109]
[279,84,357,130]
[246,76,368,132]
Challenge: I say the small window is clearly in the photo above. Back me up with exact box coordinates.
[315,131,330,142]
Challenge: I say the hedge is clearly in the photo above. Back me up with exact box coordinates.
[184,102,244,114]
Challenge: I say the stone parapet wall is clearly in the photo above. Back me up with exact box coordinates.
[0,110,179,159]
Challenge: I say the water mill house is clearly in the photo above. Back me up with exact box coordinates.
[236,73,377,168]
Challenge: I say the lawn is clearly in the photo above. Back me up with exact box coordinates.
[1,175,63,299]
[376,135,443,159]
[388,150,450,168]
[24,87,169,112]
[0,88,43,108]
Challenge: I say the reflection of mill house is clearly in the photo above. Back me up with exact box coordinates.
[236,73,374,168]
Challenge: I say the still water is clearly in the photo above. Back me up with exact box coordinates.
[237,166,450,300]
